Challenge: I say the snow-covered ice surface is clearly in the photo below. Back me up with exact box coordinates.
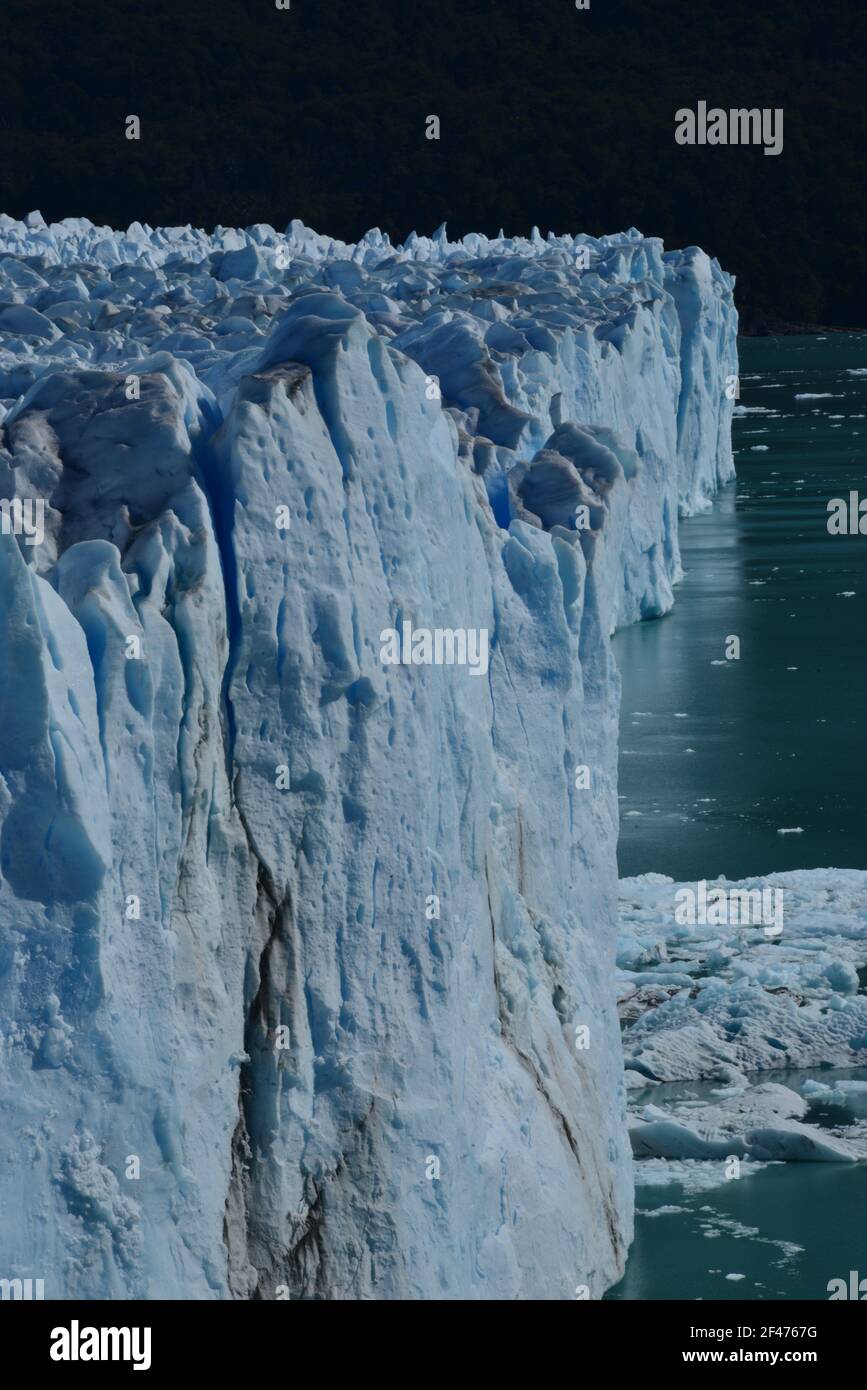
[619,871,867,1185]
[0,214,736,1299]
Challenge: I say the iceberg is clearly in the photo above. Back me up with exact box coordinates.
[0,215,737,1299]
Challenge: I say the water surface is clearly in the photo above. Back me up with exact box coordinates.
[607,1068,867,1301]
[616,334,867,881]
[610,335,867,1299]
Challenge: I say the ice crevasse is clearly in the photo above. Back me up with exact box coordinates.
[0,213,737,1299]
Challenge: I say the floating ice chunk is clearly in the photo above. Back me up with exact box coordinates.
[634,1158,773,1192]
[630,1080,866,1164]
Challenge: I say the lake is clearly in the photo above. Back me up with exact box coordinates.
[616,333,867,882]
[609,334,867,1301]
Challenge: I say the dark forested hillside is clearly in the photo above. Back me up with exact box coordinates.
[1,0,863,327]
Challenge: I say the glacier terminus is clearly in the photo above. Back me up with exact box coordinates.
[0,213,737,1299]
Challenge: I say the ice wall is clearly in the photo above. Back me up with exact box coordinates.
[0,214,736,1299]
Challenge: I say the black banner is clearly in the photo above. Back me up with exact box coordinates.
[3,1298,863,1376]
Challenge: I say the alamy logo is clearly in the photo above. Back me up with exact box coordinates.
[380,621,489,677]
[827,492,867,535]
[50,1320,152,1372]
[674,880,783,935]
[0,1277,44,1299]
[0,497,45,546]
[675,102,783,156]
[828,1271,867,1299]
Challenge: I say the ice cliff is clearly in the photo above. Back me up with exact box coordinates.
[0,213,737,1299]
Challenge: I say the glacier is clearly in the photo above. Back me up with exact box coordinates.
[0,213,736,1299]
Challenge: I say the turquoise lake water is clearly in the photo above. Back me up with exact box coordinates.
[606,1067,867,1302]
[609,335,867,1300]
[616,334,867,882]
